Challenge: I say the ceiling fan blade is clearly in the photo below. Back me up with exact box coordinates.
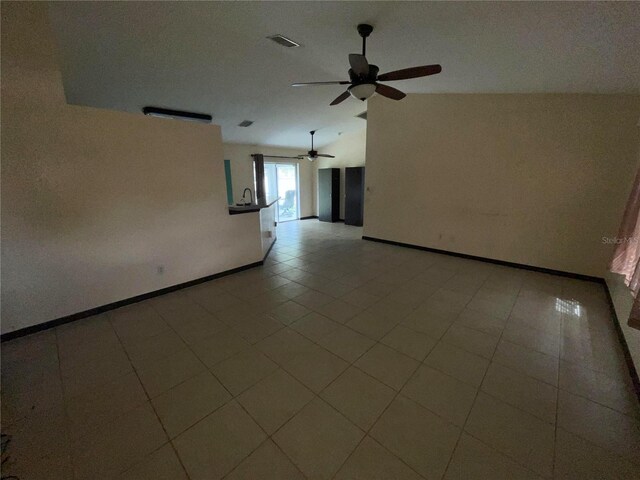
[330,90,351,106]
[291,81,350,86]
[375,83,406,100]
[377,64,442,82]
[316,154,336,158]
[349,54,370,76]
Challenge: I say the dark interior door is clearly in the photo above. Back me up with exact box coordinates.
[319,168,338,222]
[345,167,364,226]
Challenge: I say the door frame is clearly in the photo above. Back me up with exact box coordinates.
[265,162,300,222]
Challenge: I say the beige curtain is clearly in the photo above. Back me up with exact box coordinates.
[610,167,640,329]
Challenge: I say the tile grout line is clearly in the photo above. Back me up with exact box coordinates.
[321,260,524,477]
[209,255,437,478]
[51,326,157,455]
[439,269,529,479]
[491,338,560,389]
[437,275,499,479]
[451,274,572,479]
[149,296,311,480]
[454,297,563,425]
[256,298,394,478]
[325,334,427,478]
[462,278,640,475]
[208,233,398,478]
[53,326,78,478]
[321,265,474,480]
[107,310,194,480]
[552,287,567,479]
[552,281,640,470]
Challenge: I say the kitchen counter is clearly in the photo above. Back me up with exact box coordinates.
[228,197,279,215]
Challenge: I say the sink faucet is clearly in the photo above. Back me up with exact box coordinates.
[242,188,253,205]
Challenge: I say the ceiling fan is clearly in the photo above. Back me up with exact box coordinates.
[260,131,335,162]
[292,24,441,105]
[298,130,335,161]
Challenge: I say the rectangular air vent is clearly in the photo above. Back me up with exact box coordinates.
[238,120,254,127]
[267,34,301,48]
[356,111,367,120]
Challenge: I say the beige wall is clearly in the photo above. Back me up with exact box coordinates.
[316,129,367,219]
[223,143,316,218]
[364,94,640,277]
[1,3,263,333]
[606,273,640,374]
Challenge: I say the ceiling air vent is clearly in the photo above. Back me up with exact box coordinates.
[267,34,301,48]
[356,111,367,120]
[238,120,254,127]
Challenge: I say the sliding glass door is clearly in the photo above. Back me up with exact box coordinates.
[264,163,299,222]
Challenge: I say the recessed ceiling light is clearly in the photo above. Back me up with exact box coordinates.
[142,107,211,123]
[238,120,254,127]
[267,34,301,48]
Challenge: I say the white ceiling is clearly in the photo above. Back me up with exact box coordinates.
[49,1,640,149]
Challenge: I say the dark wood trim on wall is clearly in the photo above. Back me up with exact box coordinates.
[362,235,603,283]
[603,284,640,404]
[263,238,277,262]
[1,241,278,342]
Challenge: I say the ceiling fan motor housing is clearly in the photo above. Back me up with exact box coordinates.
[348,65,379,83]
[357,24,374,39]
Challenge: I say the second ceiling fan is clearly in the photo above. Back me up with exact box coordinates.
[263,131,334,162]
[297,130,334,161]
[292,24,442,105]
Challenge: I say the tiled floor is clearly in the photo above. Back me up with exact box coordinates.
[2,219,640,479]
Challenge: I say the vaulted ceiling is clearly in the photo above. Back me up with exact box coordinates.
[49,1,640,148]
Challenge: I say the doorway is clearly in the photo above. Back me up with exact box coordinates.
[264,163,299,222]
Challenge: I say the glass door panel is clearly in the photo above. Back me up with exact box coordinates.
[264,163,277,205]
[276,164,298,222]
[264,163,299,222]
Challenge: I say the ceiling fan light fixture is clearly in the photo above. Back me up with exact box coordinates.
[348,83,376,101]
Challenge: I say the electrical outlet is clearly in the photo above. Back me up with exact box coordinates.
[157,265,164,275]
